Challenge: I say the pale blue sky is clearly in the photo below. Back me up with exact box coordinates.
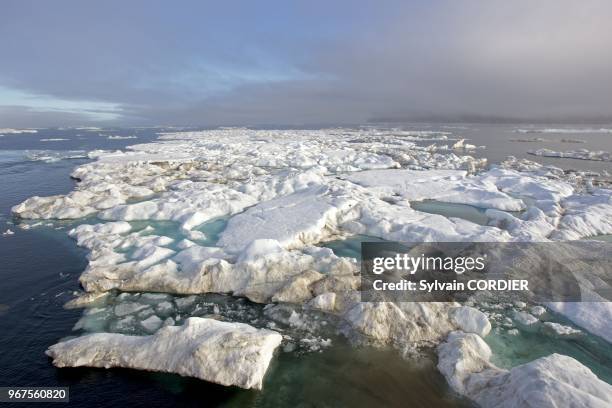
[1,0,612,126]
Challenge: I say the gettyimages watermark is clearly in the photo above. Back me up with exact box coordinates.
[360,241,612,303]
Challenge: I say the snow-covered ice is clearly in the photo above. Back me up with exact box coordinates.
[108,135,138,140]
[529,148,611,162]
[344,169,524,211]
[0,128,37,134]
[449,306,491,337]
[11,126,612,397]
[542,321,581,337]
[438,331,612,407]
[47,317,282,390]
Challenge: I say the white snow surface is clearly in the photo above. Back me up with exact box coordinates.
[344,169,524,211]
[47,317,282,390]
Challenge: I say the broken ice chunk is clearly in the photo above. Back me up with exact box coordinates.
[47,317,282,390]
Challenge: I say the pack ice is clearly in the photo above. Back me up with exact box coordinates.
[13,127,612,403]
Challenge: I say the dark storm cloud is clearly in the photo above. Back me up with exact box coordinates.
[1,0,612,126]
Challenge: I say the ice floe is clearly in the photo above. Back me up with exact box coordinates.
[438,331,612,407]
[343,302,460,350]
[0,128,37,134]
[11,126,612,397]
[449,306,491,337]
[529,148,611,162]
[107,135,138,140]
[515,128,612,134]
[25,150,89,163]
[542,321,581,338]
[47,317,282,389]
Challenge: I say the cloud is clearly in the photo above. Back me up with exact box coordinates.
[1,0,612,126]
[0,87,122,122]
[0,105,105,128]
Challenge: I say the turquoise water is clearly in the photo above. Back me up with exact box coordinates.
[195,217,229,246]
[123,217,228,253]
[410,200,491,226]
[324,236,612,385]
[585,234,612,242]
[320,235,387,258]
[69,289,474,407]
[483,306,612,383]
[0,144,470,407]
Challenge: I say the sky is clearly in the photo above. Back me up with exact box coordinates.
[1,0,612,127]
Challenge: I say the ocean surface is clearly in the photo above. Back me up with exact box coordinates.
[0,124,610,406]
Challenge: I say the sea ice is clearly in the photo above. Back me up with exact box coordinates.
[546,302,612,342]
[542,322,581,338]
[513,311,539,327]
[530,305,547,317]
[437,331,612,407]
[218,185,356,253]
[0,128,37,134]
[449,306,491,337]
[306,292,337,313]
[108,135,138,140]
[515,128,612,134]
[47,317,282,390]
[529,148,611,162]
[343,302,458,347]
[344,169,524,211]
[11,126,612,396]
[139,315,163,333]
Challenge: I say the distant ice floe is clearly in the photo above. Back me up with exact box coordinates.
[515,128,612,134]
[510,137,550,143]
[450,138,479,150]
[40,138,69,142]
[511,137,587,144]
[529,148,611,162]
[25,150,89,163]
[107,135,138,140]
[11,126,612,403]
[2,229,14,236]
[0,128,38,135]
